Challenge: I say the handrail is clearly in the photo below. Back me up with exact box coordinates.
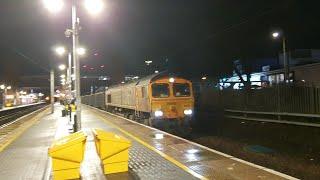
[225,109,320,118]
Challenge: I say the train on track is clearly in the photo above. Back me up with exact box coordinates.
[82,73,194,131]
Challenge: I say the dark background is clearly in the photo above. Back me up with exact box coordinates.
[0,0,319,84]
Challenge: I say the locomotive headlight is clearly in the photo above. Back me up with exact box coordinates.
[184,109,193,115]
[154,110,163,117]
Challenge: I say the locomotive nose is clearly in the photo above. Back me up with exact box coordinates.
[170,106,177,112]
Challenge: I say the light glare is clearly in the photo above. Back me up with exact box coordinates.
[84,0,104,15]
[77,47,86,55]
[55,46,66,56]
[155,110,163,117]
[272,32,280,38]
[59,64,66,70]
[43,0,63,13]
[154,133,164,140]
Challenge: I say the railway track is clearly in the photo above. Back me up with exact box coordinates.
[0,103,47,143]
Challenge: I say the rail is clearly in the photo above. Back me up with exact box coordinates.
[0,102,46,126]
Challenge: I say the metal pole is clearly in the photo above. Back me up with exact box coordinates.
[68,52,72,94]
[72,2,81,131]
[282,37,289,82]
[50,69,55,113]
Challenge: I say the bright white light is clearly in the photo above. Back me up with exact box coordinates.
[7,86,12,90]
[60,74,66,78]
[155,70,159,73]
[71,74,75,80]
[184,109,193,115]
[169,77,175,83]
[201,76,207,80]
[20,91,27,95]
[187,149,199,154]
[0,84,5,90]
[84,0,104,15]
[38,93,44,97]
[145,60,152,65]
[59,64,66,70]
[121,81,125,84]
[61,79,66,82]
[154,133,164,140]
[43,0,64,13]
[154,110,163,117]
[55,46,66,56]
[272,32,280,38]
[77,47,86,56]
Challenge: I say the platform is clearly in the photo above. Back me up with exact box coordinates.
[0,104,298,180]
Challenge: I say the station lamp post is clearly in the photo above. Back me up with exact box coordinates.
[272,31,289,83]
[55,46,86,94]
[43,0,104,131]
[145,60,153,75]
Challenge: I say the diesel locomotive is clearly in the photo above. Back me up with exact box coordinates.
[82,73,194,130]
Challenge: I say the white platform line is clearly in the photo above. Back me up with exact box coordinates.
[86,105,299,180]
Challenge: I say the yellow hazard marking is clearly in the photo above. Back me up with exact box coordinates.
[93,113,208,180]
[0,107,49,152]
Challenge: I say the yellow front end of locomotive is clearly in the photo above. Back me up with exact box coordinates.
[150,77,194,120]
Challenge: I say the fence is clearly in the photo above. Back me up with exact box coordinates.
[197,84,320,126]
[221,84,320,114]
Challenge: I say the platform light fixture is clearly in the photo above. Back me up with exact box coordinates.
[55,46,66,56]
[43,0,64,13]
[169,77,175,83]
[59,64,66,70]
[145,60,152,66]
[271,30,288,82]
[84,0,104,15]
[77,47,86,56]
[272,32,280,38]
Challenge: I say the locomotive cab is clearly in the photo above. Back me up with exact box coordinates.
[149,77,194,122]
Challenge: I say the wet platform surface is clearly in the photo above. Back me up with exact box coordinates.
[0,104,298,180]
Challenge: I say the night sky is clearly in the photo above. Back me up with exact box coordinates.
[0,0,320,84]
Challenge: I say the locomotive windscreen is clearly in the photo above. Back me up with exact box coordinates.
[152,83,169,98]
[173,83,191,97]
